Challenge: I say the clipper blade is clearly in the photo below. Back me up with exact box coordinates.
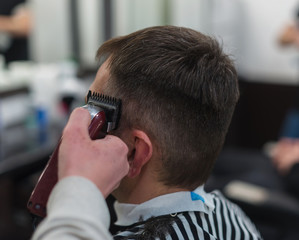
[86,90,121,132]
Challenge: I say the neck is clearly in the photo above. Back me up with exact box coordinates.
[113,168,187,204]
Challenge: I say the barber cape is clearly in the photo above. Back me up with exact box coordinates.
[112,186,262,240]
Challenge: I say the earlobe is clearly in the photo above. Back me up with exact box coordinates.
[127,130,153,178]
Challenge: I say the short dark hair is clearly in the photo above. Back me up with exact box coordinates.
[96,26,239,190]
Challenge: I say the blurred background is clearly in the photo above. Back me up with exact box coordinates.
[1,0,299,239]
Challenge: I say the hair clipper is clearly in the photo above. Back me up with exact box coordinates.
[27,91,121,226]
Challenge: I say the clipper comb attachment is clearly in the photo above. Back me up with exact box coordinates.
[85,90,121,133]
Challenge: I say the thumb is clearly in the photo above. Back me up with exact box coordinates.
[63,107,91,140]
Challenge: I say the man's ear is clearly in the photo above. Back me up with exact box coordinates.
[127,130,153,178]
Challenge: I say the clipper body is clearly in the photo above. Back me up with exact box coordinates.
[27,91,121,220]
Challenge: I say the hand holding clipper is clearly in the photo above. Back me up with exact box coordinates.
[27,91,122,220]
[58,108,129,196]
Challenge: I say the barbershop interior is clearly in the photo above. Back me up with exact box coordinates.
[1,0,299,239]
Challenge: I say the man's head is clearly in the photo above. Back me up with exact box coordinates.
[90,26,239,191]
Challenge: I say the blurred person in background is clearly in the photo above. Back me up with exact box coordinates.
[0,0,32,65]
[271,138,299,198]
[279,4,299,47]
[270,4,299,199]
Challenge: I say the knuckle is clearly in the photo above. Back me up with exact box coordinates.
[63,124,80,137]
[121,143,129,154]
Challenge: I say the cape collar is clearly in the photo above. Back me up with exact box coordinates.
[114,185,215,226]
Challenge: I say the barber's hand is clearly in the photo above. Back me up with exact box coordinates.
[58,107,129,198]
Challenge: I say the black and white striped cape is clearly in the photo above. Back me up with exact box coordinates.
[113,191,262,240]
